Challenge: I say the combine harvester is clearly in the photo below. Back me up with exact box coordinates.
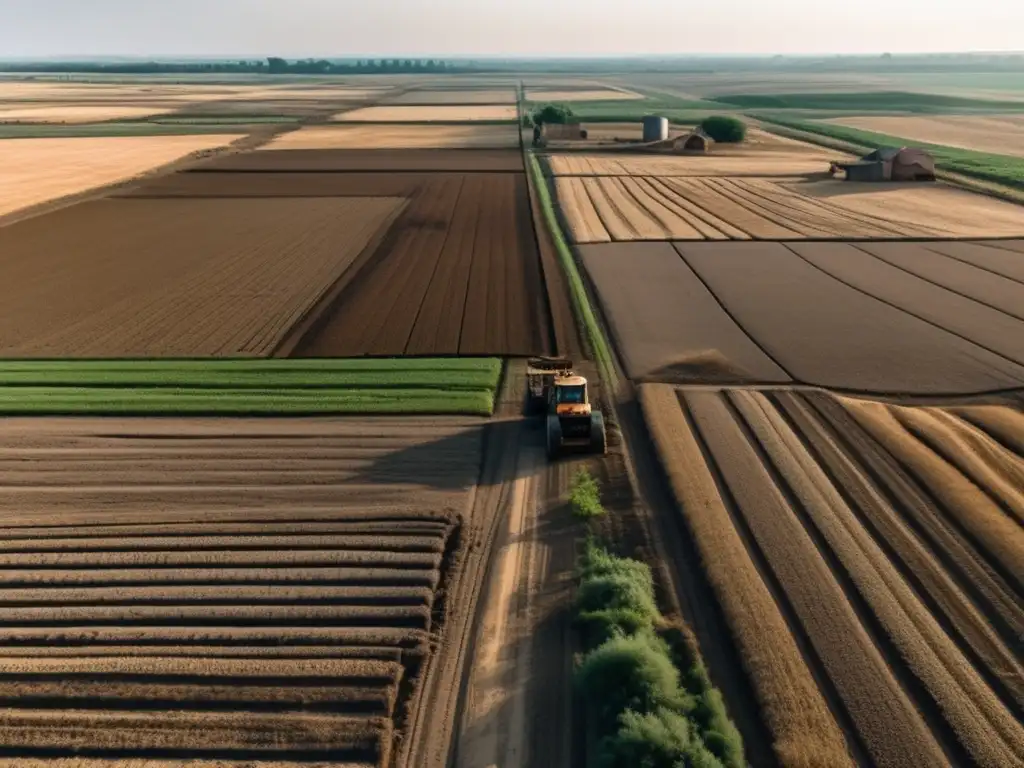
[527,357,607,460]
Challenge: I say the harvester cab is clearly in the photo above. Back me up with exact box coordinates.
[526,358,607,460]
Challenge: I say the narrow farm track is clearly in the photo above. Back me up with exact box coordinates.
[639,385,1024,768]
[0,416,491,766]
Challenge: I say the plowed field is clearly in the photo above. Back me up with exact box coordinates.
[581,240,1024,393]
[295,172,555,357]
[198,148,523,172]
[640,385,1024,768]
[553,174,1024,242]
[0,416,486,767]
[0,197,406,357]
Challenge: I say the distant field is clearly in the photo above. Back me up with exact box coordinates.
[824,114,1024,158]
[0,134,241,218]
[759,116,1024,190]
[333,105,518,123]
[0,105,174,123]
[388,88,517,105]
[261,123,520,150]
[712,90,1024,113]
[525,87,643,102]
[0,359,502,416]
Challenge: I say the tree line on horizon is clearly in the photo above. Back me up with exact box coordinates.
[0,57,480,75]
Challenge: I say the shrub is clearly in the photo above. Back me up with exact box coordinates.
[598,708,725,768]
[569,468,604,519]
[576,633,690,732]
[700,116,747,143]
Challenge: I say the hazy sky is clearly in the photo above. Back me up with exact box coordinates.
[1,0,1022,57]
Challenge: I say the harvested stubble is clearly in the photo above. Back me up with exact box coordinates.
[0,134,241,219]
[638,384,852,768]
[0,550,443,570]
[0,646,408,661]
[0,657,401,679]
[0,198,406,357]
[388,89,517,105]
[0,105,172,123]
[731,391,1024,766]
[841,399,1024,587]
[683,389,944,767]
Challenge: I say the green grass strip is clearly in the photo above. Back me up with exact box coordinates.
[757,114,1024,190]
[526,153,616,386]
[0,358,501,416]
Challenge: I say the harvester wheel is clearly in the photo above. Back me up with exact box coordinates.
[590,411,607,455]
[546,415,562,461]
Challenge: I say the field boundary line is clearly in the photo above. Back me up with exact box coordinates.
[526,152,616,385]
[845,243,1024,323]
[916,243,1024,288]
[780,244,1024,370]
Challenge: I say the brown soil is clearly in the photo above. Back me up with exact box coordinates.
[673,241,1024,393]
[197,148,524,173]
[0,415,489,767]
[578,242,790,383]
[0,197,405,356]
[640,385,1024,767]
[293,173,560,357]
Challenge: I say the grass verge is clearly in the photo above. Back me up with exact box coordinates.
[756,114,1024,190]
[0,358,501,416]
[575,541,745,768]
[526,151,616,386]
[569,468,605,520]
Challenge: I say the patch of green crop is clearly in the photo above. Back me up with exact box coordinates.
[0,358,502,416]
[569,468,605,520]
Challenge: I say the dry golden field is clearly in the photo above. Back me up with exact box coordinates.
[333,105,518,122]
[261,123,520,150]
[0,134,242,219]
[642,385,1024,768]
[0,105,173,123]
[525,87,644,101]
[825,114,1024,158]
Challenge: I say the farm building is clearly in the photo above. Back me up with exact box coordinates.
[834,147,936,182]
[674,129,714,153]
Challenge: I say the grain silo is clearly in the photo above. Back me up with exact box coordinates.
[642,115,669,143]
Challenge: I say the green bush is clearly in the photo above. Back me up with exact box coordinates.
[700,116,747,143]
[576,633,690,732]
[570,468,605,519]
[598,708,724,768]
[533,103,576,125]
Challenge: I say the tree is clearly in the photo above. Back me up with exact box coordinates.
[533,103,575,125]
[266,57,289,74]
[699,115,747,143]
